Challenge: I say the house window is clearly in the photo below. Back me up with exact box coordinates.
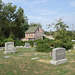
[36,28,39,32]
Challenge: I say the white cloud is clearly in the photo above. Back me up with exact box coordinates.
[2,0,48,5]
[2,0,20,4]
[32,0,48,4]
[28,16,56,31]
[28,12,75,31]
[34,9,57,15]
[70,1,75,7]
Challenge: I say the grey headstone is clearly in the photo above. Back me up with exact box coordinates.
[25,43,30,48]
[4,42,16,54]
[50,48,67,65]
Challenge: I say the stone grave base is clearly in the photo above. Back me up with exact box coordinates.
[4,51,16,54]
[50,58,67,65]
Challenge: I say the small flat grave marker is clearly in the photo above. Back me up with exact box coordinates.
[34,54,38,56]
[43,56,48,58]
[4,56,10,58]
[18,55,23,57]
[31,57,39,60]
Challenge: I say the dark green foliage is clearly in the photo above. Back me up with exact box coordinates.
[27,40,34,47]
[14,40,24,46]
[36,43,50,52]
[14,40,34,46]
[44,31,54,35]
[1,38,14,46]
[0,1,29,40]
[3,38,14,43]
[35,39,54,52]
[34,39,44,44]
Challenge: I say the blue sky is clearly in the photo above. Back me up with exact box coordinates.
[2,0,75,31]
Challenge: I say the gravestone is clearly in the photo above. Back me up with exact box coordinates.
[73,44,75,49]
[34,42,37,47]
[4,42,16,54]
[25,43,30,48]
[31,57,39,60]
[20,46,23,48]
[16,46,20,48]
[4,56,10,58]
[50,48,67,65]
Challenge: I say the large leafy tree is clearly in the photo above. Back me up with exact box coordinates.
[14,7,29,38]
[2,3,17,38]
[0,0,4,39]
[0,1,29,39]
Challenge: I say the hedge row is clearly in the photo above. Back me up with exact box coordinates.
[0,38,74,52]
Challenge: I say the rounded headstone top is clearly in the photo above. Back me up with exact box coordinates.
[5,42,14,44]
[53,48,65,51]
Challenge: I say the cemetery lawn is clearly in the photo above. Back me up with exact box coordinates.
[0,48,75,75]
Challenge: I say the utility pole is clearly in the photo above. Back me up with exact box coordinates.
[72,24,74,33]
[72,24,75,40]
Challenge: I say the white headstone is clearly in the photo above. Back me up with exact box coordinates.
[4,42,16,54]
[50,48,67,65]
[16,46,20,48]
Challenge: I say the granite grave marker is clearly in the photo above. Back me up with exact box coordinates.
[50,48,67,65]
[25,43,30,48]
[4,42,16,54]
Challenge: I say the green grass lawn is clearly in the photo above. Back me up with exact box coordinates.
[0,47,75,75]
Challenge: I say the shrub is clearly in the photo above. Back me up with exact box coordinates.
[0,40,4,47]
[2,38,14,46]
[14,40,24,46]
[3,38,14,43]
[36,43,54,52]
[34,39,44,44]
[54,39,73,50]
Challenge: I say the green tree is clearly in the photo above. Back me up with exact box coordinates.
[0,1,29,39]
[29,22,42,28]
[48,18,73,50]
[14,7,29,38]
[1,3,17,38]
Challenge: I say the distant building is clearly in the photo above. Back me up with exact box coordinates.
[45,35,54,40]
[21,26,43,41]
